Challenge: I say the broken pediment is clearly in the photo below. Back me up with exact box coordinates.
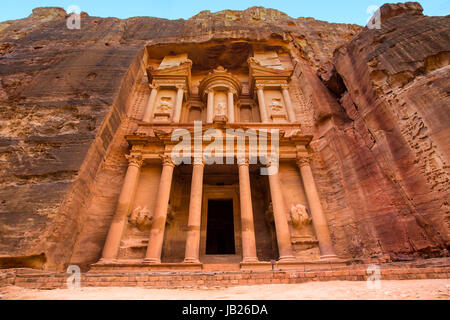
[248,54,293,93]
[146,54,192,92]
[248,57,293,78]
[158,53,189,69]
[253,51,284,70]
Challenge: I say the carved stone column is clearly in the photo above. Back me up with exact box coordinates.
[206,90,214,124]
[183,158,204,263]
[227,90,235,123]
[267,163,296,262]
[238,158,258,263]
[297,155,337,259]
[256,84,269,123]
[172,85,185,123]
[101,154,143,261]
[144,155,176,263]
[143,84,159,123]
[281,84,297,123]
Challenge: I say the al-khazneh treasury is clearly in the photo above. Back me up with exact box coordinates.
[0,3,448,275]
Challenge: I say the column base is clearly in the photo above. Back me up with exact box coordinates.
[242,257,259,263]
[98,258,119,264]
[143,258,161,265]
[278,255,297,263]
[183,258,200,264]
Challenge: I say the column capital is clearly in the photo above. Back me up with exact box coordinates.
[160,154,176,167]
[281,84,290,90]
[237,156,249,167]
[175,84,186,90]
[126,154,143,168]
[262,154,279,168]
[149,83,160,90]
[255,84,265,90]
[193,156,205,167]
[297,154,313,167]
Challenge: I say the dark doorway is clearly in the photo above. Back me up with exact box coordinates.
[206,199,235,254]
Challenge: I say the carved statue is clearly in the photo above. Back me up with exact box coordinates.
[290,204,312,227]
[215,101,226,116]
[129,206,153,231]
[156,97,173,113]
[270,98,284,114]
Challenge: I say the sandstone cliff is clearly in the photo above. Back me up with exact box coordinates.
[316,2,449,259]
[0,3,448,271]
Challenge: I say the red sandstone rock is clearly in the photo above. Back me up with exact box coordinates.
[326,2,449,258]
[0,3,448,273]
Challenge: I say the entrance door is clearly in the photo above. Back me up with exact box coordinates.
[206,199,236,255]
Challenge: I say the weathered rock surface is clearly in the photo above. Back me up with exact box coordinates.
[0,3,448,271]
[0,7,360,270]
[316,2,449,258]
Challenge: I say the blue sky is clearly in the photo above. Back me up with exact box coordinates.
[1,0,449,25]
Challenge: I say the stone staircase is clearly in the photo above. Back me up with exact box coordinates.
[4,258,450,290]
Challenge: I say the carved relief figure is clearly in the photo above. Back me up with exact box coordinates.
[129,206,153,231]
[215,101,226,116]
[270,98,284,114]
[290,204,312,227]
[156,96,173,113]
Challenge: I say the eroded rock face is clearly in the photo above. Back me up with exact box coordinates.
[317,2,449,258]
[0,3,448,271]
